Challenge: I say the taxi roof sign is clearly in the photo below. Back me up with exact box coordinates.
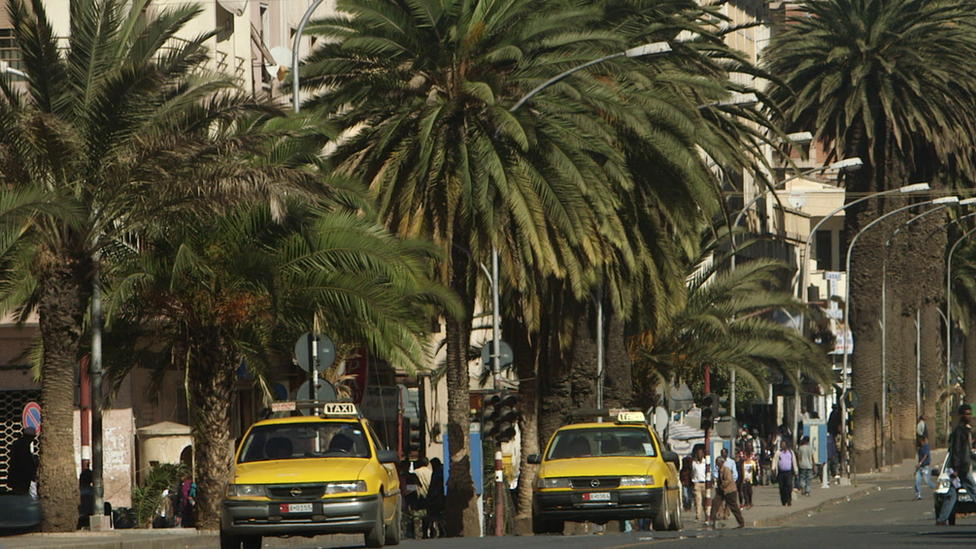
[616,411,646,424]
[322,402,358,416]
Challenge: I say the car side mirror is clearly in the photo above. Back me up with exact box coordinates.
[527,454,541,464]
[932,467,940,476]
[377,450,399,464]
[662,450,680,466]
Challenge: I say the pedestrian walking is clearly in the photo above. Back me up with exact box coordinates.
[797,436,815,496]
[176,471,196,527]
[711,447,738,519]
[772,439,797,506]
[690,445,707,522]
[7,427,38,498]
[680,454,694,512]
[915,435,936,500]
[706,456,745,529]
[737,443,755,509]
[916,415,929,447]
[937,404,976,525]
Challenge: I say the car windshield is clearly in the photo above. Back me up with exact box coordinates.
[238,422,371,462]
[545,426,656,460]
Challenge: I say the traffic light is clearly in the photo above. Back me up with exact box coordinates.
[481,391,519,442]
[701,393,717,431]
[482,392,501,439]
[715,395,728,417]
[496,391,518,443]
[403,417,423,459]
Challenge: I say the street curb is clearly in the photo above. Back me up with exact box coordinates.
[750,484,879,527]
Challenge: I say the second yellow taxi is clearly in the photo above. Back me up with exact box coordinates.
[528,410,682,533]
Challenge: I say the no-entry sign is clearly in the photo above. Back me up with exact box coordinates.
[22,401,41,433]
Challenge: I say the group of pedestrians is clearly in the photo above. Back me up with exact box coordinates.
[680,443,758,529]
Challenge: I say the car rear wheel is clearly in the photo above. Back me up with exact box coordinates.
[365,502,386,548]
[653,487,671,531]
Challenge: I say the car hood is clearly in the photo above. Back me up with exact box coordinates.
[232,458,368,484]
[541,456,654,478]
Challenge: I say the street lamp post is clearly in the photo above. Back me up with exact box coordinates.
[841,195,957,477]
[946,226,976,412]
[789,181,929,483]
[291,0,327,114]
[878,198,974,466]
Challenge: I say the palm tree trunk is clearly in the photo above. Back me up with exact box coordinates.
[602,312,633,409]
[187,330,239,530]
[444,245,479,537]
[37,253,90,532]
[504,312,540,531]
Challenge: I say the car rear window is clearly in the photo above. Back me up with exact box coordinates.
[545,427,656,460]
[239,421,371,463]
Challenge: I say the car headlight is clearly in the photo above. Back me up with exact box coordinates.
[536,477,572,489]
[226,484,266,498]
[940,479,952,491]
[325,481,368,494]
[620,476,654,487]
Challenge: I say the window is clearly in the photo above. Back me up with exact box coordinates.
[239,422,371,462]
[546,427,656,460]
[815,230,832,270]
[0,28,22,73]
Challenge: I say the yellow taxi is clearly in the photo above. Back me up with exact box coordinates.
[528,410,682,534]
[220,402,401,549]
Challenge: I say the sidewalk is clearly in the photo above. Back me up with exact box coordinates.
[736,448,945,528]
[0,453,937,549]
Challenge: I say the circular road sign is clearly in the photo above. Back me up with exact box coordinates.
[481,340,514,367]
[295,332,336,372]
[844,389,859,411]
[22,402,41,434]
[293,380,338,414]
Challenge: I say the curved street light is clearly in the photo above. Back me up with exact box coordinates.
[794,182,931,302]
[732,157,864,233]
[946,224,976,406]
[788,181,928,484]
[841,195,957,477]
[878,198,975,466]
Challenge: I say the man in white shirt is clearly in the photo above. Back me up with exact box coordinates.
[691,446,708,522]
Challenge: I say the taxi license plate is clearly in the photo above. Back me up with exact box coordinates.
[582,492,611,502]
[280,503,314,513]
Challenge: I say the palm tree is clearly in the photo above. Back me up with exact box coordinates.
[631,242,833,408]
[298,0,664,534]
[0,0,320,530]
[763,0,976,469]
[502,0,792,523]
[103,199,458,529]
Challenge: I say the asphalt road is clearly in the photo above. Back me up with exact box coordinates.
[292,476,971,549]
